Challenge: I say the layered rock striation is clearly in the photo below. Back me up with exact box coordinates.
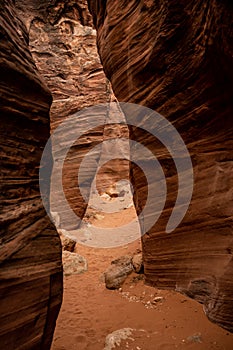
[0,0,62,348]
[16,0,129,230]
[88,0,233,332]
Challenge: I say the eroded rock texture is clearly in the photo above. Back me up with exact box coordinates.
[0,1,62,348]
[16,0,106,128]
[88,0,233,332]
[16,0,129,230]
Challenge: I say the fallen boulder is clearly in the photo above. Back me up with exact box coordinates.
[104,255,133,289]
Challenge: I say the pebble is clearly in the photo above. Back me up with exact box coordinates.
[153,296,164,302]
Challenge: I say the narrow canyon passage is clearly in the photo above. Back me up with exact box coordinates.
[1,1,233,349]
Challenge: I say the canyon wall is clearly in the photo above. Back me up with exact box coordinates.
[0,1,62,348]
[16,0,129,231]
[88,0,233,332]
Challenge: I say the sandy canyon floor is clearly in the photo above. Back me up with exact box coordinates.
[51,198,233,350]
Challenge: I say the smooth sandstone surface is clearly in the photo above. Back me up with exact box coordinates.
[88,0,233,332]
[16,0,129,230]
[1,0,233,347]
[0,1,62,348]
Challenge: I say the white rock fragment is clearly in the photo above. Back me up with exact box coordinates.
[103,328,134,350]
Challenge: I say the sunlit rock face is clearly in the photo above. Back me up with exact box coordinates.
[16,0,129,230]
[88,0,233,332]
[0,1,62,348]
[16,0,106,128]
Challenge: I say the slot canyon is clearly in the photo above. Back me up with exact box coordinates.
[0,0,233,349]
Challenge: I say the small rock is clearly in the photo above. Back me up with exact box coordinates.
[152,296,164,303]
[104,255,133,289]
[187,333,202,343]
[57,229,76,252]
[103,328,134,350]
[60,235,76,252]
[132,253,143,273]
[62,251,87,276]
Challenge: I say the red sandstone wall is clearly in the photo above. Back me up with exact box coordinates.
[88,0,233,332]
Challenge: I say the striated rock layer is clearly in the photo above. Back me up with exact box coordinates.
[15,0,130,231]
[88,0,233,332]
[0,1,62,348]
